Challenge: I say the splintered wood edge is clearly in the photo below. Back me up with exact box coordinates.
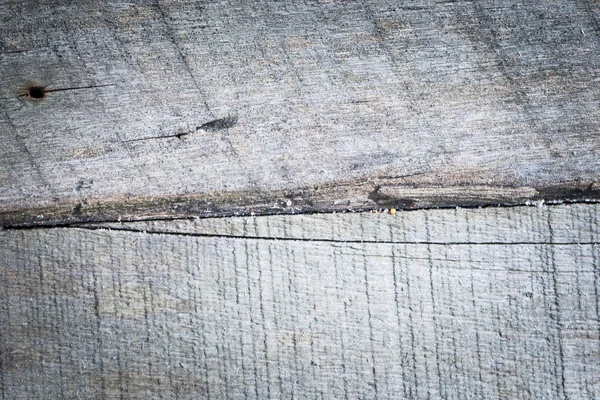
[1,180,598,228]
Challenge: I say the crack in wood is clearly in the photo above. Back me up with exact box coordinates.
[121,131,192,143]
[18,83,115,100]
[3,219,599,247]
[120,116,239,143]
[69,226,600,246]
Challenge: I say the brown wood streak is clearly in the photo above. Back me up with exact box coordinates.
[1,180,598,228]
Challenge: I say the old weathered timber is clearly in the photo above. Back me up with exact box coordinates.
[1,1,599,226]
[0,204,599,399]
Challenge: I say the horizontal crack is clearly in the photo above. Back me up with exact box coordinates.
[121,131,190,143]
[35,225,598,246]
[121,115,238,143]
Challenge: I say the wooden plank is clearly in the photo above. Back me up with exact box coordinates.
[1,204,598,399]
[1,1,599,226]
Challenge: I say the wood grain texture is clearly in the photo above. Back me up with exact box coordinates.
[1,0,599,226]
[1,204,598,399]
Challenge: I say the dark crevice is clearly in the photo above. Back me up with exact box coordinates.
[42,84,116,92]
[0,199,600,230]
[121,131,191,143]
[19,84,115,100]
[121,116,238,143]
[4,223,597,246]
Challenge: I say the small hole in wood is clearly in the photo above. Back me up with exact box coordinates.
[26,85,46,100]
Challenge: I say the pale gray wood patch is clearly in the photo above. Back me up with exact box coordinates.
[0,204,598,399]
[1,1,599,226]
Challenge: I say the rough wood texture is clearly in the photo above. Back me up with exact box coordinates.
[1,1,599,226]
[1,204,598,399]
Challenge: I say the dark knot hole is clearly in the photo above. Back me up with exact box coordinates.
[27,85,46,100]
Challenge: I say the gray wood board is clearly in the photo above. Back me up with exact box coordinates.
[1,1,599,227]
[1,204,599,399]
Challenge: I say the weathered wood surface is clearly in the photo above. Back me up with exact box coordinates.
[1,204,598,399]
[1,1,599,226]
